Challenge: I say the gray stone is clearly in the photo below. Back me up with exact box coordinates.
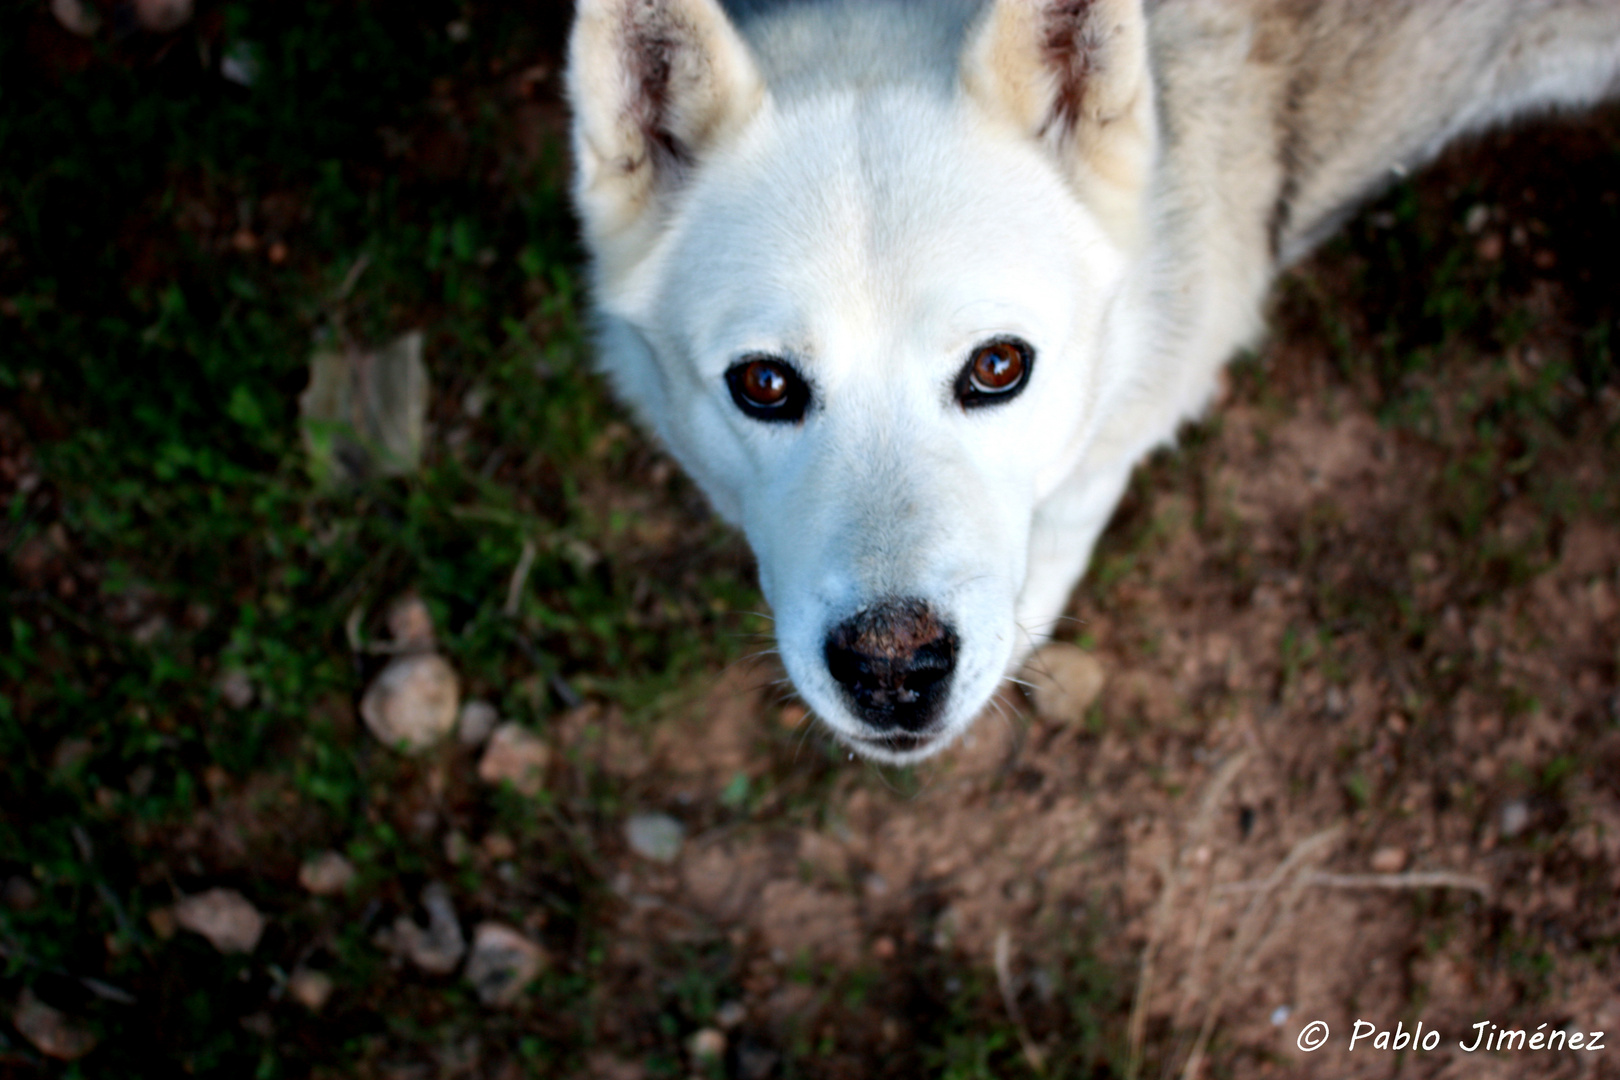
[298,851,357,896]
[1500,799,1532,839]
[287,969,334,1012]
[625,813,685,863]
[174,888,265,954]
[12,989,97,1061]
[1022,643,1106,724]
[457,699,499,746]
[464,922,547,1006]
[477,723,550,795]
[390,882,465,975]
[361,653,461,754]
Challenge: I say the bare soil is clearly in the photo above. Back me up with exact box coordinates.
[567,112,1620,1079]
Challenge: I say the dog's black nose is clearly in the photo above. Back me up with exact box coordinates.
[824,598,958,733]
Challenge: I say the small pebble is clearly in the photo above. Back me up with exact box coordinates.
[298,851,358,896]
[687,1027,726,1061]
[173,888,265,954]
[360,653,461,754]
[1499,799,1532,839]
[217,668,254,709]
[12,988,97,1061]
[737,1044,780,1080]
[147,907,177,939]
[132,0,193,32]
[287,969,334,1013]
[714,1001,747,1030]
[49,0,100,37]
[457,699,499,746]
[1022,643,1106,724]
[51,738,94,774]
[625,813,685,863]
[2,875,39,911]
[464,922,547,1006]
[390,882,465,975]
[477,723,551,796]
[1370,846,1408,874]
[385,593,436,649]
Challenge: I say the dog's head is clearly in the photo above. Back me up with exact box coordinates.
[568,0,1156,762]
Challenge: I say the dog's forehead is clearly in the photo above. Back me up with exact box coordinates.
[658,90,1101,365]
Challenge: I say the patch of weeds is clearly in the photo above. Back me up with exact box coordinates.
[1343,771,1372,812]
[1277,623,1317,693]
[1498,929,1558,1003]
[1538,754,1580,798]
[0,2,748,1074]
[917,968,1018,1080]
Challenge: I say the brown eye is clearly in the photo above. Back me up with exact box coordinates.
[741,360,788,406]
[956,337,1034,408]
[726,356,810,422]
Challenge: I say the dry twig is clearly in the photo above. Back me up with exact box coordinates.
[1177,825,1345,1080]
[503,537,538,617]
[1125,748,1250,1080]
[994,929,1047,1075]
[1212,869,1489,898]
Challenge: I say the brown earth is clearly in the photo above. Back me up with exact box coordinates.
[559,114,1620,1079]
[6,23,1617,1076]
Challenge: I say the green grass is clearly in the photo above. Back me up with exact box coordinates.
[6,4,1617,1076]
[0,3,757,1075]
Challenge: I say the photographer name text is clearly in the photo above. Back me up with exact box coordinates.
[1293,1019,1606,1054]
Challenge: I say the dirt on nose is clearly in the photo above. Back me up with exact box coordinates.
[833,598,949,659]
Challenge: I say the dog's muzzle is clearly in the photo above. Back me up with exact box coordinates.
[823,597,958,738]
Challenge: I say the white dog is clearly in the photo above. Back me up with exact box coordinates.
[566,0,1620,762]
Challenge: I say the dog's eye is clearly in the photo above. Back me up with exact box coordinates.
[956,338,1033,408]
[725,357,810,422]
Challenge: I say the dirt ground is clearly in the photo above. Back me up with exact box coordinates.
[563,115,1620,1079]
[5,11,1619,1077]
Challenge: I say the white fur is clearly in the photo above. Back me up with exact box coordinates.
[569,0,1620,763]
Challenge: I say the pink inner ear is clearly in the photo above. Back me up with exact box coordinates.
[623,15,696,170]
[1038,2,1108,140]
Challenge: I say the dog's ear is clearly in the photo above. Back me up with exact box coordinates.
[568,0,766,278]
[962,0,1156,245]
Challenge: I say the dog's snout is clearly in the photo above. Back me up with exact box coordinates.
[823,598,958,733]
